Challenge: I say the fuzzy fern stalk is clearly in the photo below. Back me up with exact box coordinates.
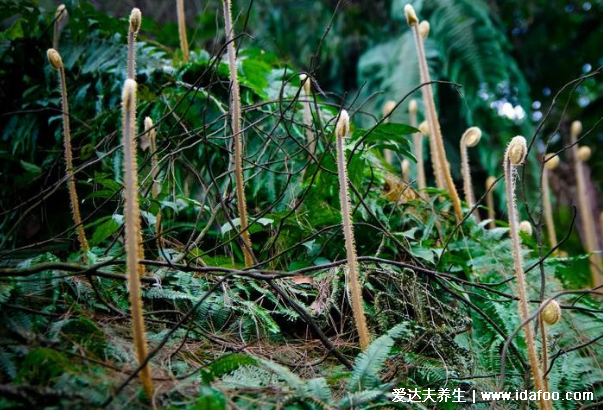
[408,16,443,190]
[300,74,316,155]
[47,49,89,259]
[485,176,496,229]
[127,9,145,267]
[542,153,559,250]
[382,100,396,165]
[409,99,426,189]
[504,136,547,410]
[539,299,561,396]
[405,5,462,220]
[401,159,411,183]
[177,0,189,61]
[460,127,481,220]
[335,110,370,350]
[571,121,602,288]
[143,117,162,250]
[418,119,440,189]
[223,0,254,267]
[53,4,67,51]
[127,8,141,80]
[122,79,154,397]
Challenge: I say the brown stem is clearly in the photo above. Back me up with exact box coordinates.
[223,0,254,267]
[539,315,551,395]
[460,127,481,221]
[335,110,370,350]
[486,176,496,229]
[409,101,426,190]
[122,80,153,397]
[542,168,558,250]
[143,118,162,252]
[410,28,443,189]
[504,137,546,410]
[571,122,602,288]
[47,49,89,259]
[301,75,316,155]
[53,5,66,51]
[409,16,462,219]
[382,100,395,166]
[177,0,189,61]
[127,8,141,81]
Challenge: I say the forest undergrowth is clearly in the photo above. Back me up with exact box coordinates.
[0,1,602,409]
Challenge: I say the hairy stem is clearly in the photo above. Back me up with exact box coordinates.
[410,28,443,189]
[335,111,370,350]
[382,101,395,166]
[539,315,551,396]
[460,128,481,221]
[504,142,546,410]
[572,130,602,287]
[48,49,89,259]
[409,18,462,219]
[60,67,89,255]
[223,0,254,267]
[301,75,316,155]
[409,102,426,190]
[144,118,162,252]
[460,143,474,212]
[177,0,189,61]
[122,80,153,397]
[53,5,66,51]
[127,32,136,80]
[542,168,558,250]
[486,176,496,229]
[127,8,141,80]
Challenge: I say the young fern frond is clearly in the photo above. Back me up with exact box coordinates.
[300,74,316,155]
[418,120,429,136]
[460,126,481,219]
[405,5,462,220]
[53,4,67,51]
[541,299,561,326]
[540,299,561,396]
[335,110,370,351]
[47,49,89,259]
[504,136,547,410]
[223,0,254,267]
[418,20,430,39]
[409,99,426,189]
[542,153,559,250]
[518,220,532,237]
[143,117,162,251]
[382,100,396,165]
[122,79,153,397]
[127,8,141,80]
[485,176,497,229]
[177,0,189,61]
[571,121,602,287]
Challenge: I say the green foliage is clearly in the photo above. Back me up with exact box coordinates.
[346,323,413,392]
[0,1,601,410]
